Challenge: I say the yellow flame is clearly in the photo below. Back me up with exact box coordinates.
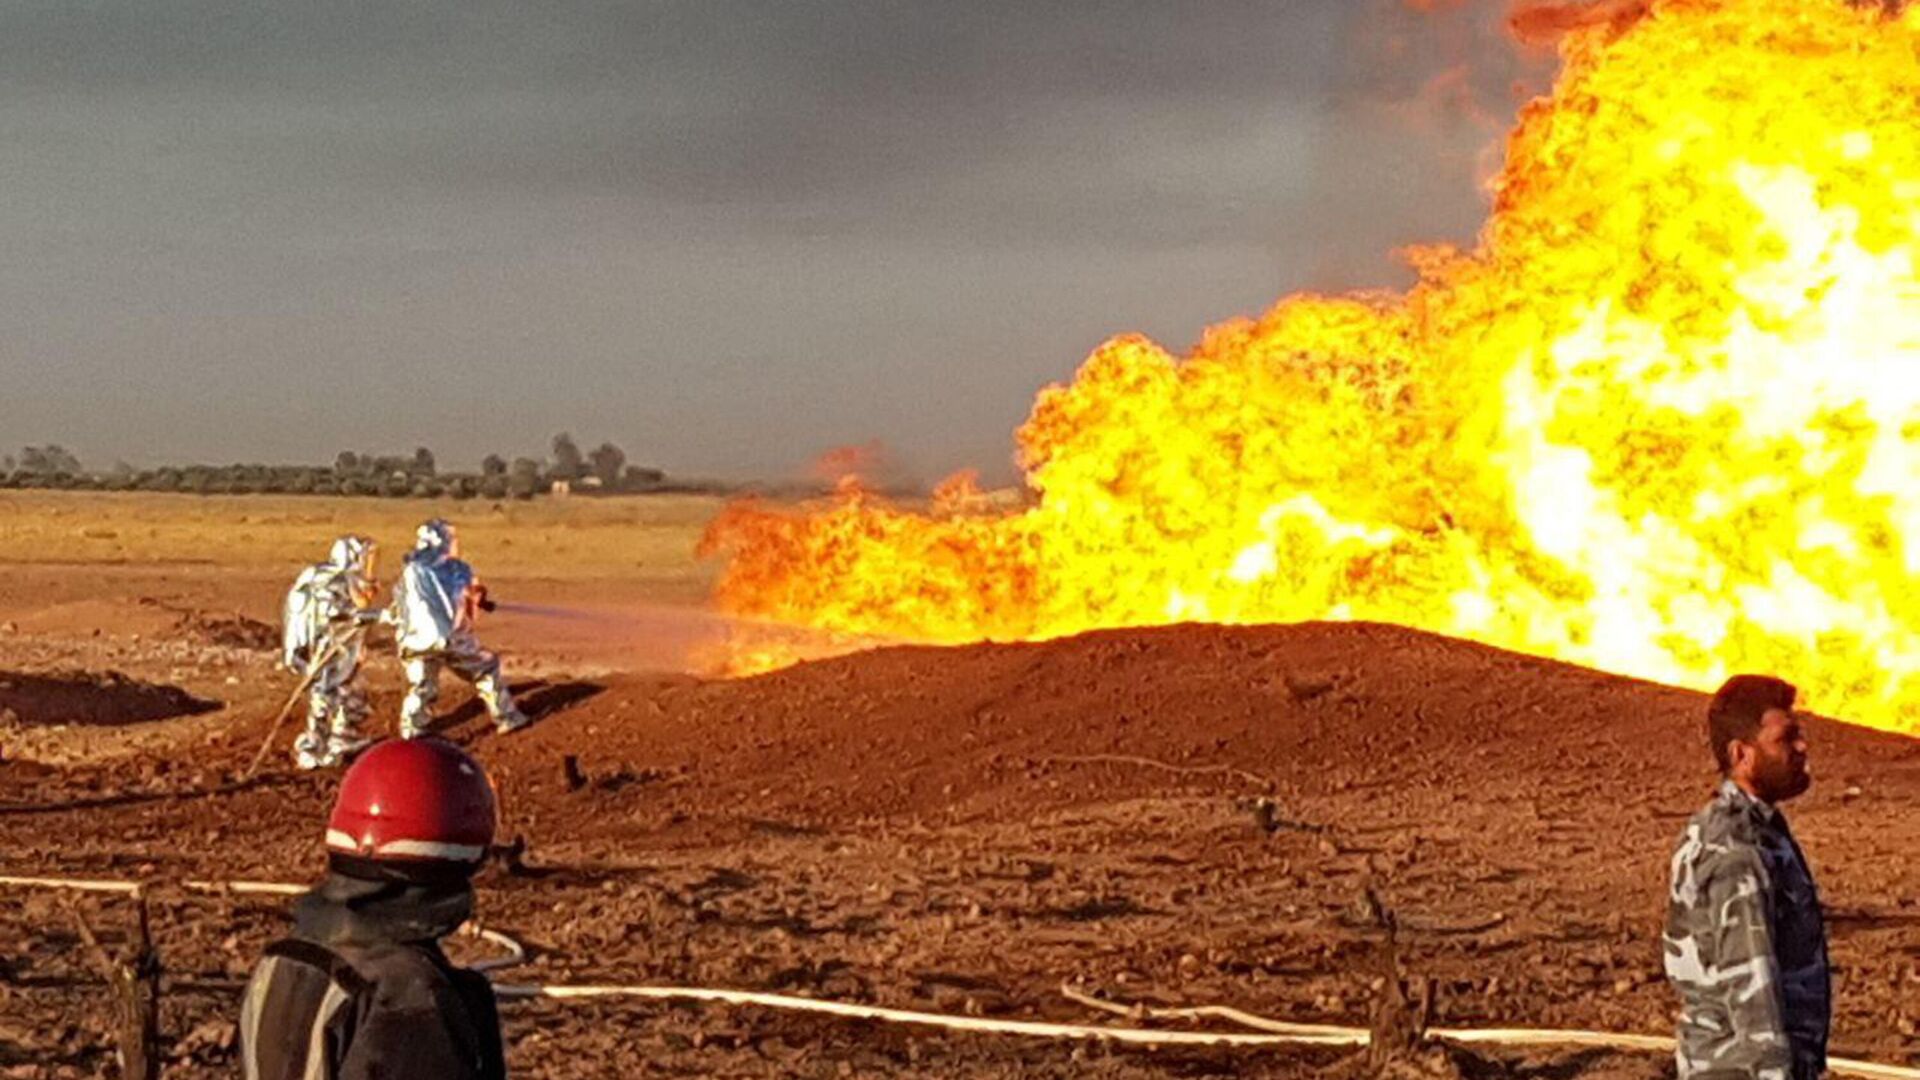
[701,0,1920,729]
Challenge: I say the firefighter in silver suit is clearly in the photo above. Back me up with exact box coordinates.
[389,519,530,738]
[282,536,381,770]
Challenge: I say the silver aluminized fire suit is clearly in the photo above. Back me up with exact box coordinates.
[282,536,380,770]
[389,519,528,738]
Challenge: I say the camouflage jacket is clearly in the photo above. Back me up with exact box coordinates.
[1664,779,1830,1080]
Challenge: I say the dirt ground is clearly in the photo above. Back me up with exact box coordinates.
[3,492,1920,1078]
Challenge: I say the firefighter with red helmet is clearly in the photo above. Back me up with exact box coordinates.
[238,738,508,1080]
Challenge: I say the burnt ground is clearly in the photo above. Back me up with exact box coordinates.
[5,621,1920,1078]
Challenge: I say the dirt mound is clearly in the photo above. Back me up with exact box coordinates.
[0,670,221,728]
[497,621,1736,829]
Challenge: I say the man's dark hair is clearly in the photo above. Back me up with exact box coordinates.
[1707,674,1797,773]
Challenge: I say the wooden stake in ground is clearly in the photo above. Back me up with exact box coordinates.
[1361,887,1447,1077]
[67,890,161,1080]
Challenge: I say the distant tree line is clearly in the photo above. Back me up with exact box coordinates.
[0,434,721,499]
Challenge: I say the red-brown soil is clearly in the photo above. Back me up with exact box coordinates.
[6,621,1920,1078]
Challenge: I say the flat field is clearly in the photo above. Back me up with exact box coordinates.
[0,489,725,724]
[3,491,1919,1079]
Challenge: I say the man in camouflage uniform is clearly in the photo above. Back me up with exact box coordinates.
[1664,674,1829,1080]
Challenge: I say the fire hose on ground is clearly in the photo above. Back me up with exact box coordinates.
[4,874,1917,1079]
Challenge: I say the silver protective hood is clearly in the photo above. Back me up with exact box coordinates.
[328,535,374,575]
[413,519,458,561]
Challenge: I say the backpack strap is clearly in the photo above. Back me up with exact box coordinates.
[243,939,372,1080]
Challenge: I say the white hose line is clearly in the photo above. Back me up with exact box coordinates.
[0,874,305,897]
[464,925,527,973]
[0,874,144,894]
[491,983,1361,1047]
[1059,982,1363,1039]
[0,874,525,971]
[1825,1060,1920,1080]
[1434,1027,1674,1052]
[1065,985,1920,1080]
[5,873,1918,1076]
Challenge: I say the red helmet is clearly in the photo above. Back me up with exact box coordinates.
[326,738,497,867]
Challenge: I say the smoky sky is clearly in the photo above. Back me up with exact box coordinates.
[0,1,1536,484]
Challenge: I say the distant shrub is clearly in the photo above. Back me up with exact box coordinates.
[507,458,542,500]
[550,433,585,483]
[18,445,82,476]
[590,442,626,488]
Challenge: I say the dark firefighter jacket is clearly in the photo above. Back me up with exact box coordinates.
[238,871,506,1080]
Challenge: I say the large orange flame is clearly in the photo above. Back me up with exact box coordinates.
[701,0,1920,728]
